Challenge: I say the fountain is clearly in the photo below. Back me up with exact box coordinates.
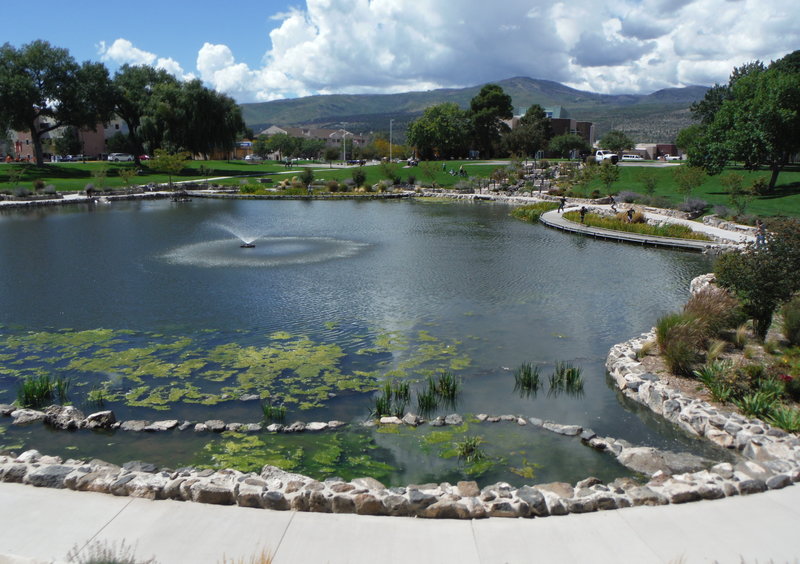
[161,217,368,267]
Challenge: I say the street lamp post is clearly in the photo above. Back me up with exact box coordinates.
[389,119,394,163]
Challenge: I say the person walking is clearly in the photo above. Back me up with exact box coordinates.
[579,206,587,223]
[558,196,567,213]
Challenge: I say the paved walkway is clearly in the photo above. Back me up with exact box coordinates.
[1,481,798,563]
[540,205,753,250]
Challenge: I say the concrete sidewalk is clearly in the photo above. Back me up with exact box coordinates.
[2,481,798,564]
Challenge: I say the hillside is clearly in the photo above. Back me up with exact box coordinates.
[241,77,708,143]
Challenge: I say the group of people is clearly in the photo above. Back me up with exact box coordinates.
[557,195,636,224]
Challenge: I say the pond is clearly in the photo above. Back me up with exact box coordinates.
[0,198,721,486]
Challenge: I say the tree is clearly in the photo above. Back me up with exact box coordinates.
[266,134,298,161]
[469,84,513,158]
[0,41,115,166]
[637,170,659,195]
[687,57,799,190]
[715,218,800,340]
[597,161,620,194]
[112,65,178,164]
[548,134,589,159]
[502,104,552,159]
[53,127,81,156]
[710,67,800,190]
[719,172,751,216]
[351,167,366,187]
[407,102,471,160]
[323,146,339,167]
[149,149,189,190]
[672,165,706,200]
[599,130,634,156]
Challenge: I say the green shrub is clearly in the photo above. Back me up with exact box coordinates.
[351,168,366,187]
[548,361,584,396]
[510,202,558,223]
[684,286,744,344]
[734,390,780,419]
[693,361,736,403]
[326,180,340,192]
[656,312,703,376]
[767,405,800,432]
[782,296,800,346]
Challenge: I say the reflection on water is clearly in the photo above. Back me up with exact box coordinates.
[0,198,716,485]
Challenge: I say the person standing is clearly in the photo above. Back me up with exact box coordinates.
[558,196,567,213]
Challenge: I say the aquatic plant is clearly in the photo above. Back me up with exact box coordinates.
[261,400,287,422]
[17,373,70,408]
[548,361,584,396]
[416,378,438,417]
[435,371,460,402]
[513,362,541,397]
[454,435,486,464]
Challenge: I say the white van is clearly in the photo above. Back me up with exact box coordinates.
[621,154,644,161]
[108,153,134,162]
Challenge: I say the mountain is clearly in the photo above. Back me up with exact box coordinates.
[240,77,709,143]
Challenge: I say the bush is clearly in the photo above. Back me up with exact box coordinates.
[33,179,45,192]
[751,177,769,195]
[678,198,709,216]
[712,205,732,218]
[616,190,642,203]
[782,295,800,346]
[351,168,366,187]
[299,168,314,186]
[656,312,703,376]
[43,184,57,195]
[511,202,559,223]
[684,286,744,343]
[13,186,32,197]
[407,174,416,186]
[326,180,340,192]
[615,211,645,223]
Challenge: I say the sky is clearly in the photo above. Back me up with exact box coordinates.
[4,0,798,103]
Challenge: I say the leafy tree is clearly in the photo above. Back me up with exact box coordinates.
[719,172,751,216]
[672,165,706,199]
[637,170,659,195]
[53,127,81,156]
[502,104,552,158]
[323,146,339,167]
[266,134,298,161]
[548,133,589,159]
[112,65,178,163]
[715,218,800,340]
[407,102,471,160]
[298,138,325,160]
[106,131,136,154]
[709,67,800,190]
[0,40,115,166]
[469,84,513,158]
[597,161,620,193]
[599,130,634,156]
[252,135,270,158]
[149,149,189,190]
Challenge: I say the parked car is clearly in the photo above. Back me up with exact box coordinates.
[244,154,262,162]
[61,154,87,162]
[108,153,134,162]
[665,154,682,161]
[621,154,644,161]
[138,154,150,161]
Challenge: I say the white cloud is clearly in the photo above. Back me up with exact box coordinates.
[99,39,193,81]
[100,0,800,101]
[98,39,156,66]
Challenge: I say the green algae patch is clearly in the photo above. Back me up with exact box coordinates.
[197,431,395,481]
[0,325,470,415]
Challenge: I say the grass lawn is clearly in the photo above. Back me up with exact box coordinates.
[581,164,800,218]
[2,158,799,219]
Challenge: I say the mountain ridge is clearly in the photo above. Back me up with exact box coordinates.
[241,76,708,143]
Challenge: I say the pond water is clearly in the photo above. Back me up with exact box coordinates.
[0,198,722,486]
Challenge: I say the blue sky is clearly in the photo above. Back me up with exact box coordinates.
[5,0,798,103]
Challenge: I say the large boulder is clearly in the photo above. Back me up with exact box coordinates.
[25,465,73,489]
[617,447,710,475]
[44,405,85,430]
[84,410,116,429]
[11,409,46,426]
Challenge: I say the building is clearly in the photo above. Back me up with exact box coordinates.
[504,106,595,148]
[259,125,367,149]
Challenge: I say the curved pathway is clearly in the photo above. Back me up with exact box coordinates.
[540,205,752,251]
[1,481,798,563]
